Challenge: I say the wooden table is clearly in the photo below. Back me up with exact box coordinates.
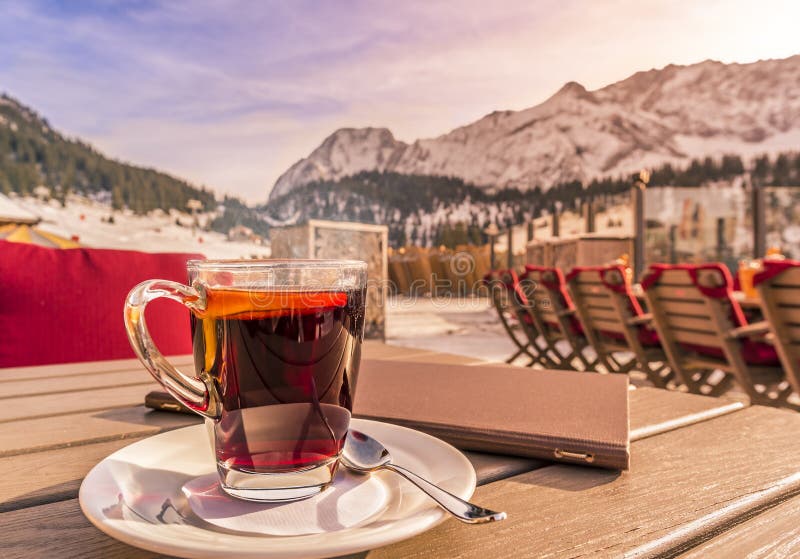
[3,341,800,558]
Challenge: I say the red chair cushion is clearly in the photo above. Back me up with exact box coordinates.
[753,259,800,285]
[0,241,203,367]
[638,327,661,347]
[521,313,535,326]
[741,340,780,366]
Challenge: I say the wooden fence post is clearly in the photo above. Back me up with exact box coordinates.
[669,225,678,264]
[507,229,514,269]
[752,183,766,258]
[552,205,560,238]
[633,171,648,279]
[716,217,726,260]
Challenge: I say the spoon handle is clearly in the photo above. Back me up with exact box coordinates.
[384,463,506,524]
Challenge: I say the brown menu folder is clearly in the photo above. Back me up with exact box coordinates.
[353,359,630,470]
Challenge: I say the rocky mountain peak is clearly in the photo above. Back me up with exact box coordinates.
[268,54,800,200]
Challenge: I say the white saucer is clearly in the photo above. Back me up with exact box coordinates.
[79,418,476,559]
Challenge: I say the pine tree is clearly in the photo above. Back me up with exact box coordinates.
[111,185,124,210]
[773,153,791,185]
[753,155,771,184]
[720,155,744,178]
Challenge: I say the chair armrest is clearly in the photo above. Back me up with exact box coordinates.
[627,313,653,326]
[727,320,771,340]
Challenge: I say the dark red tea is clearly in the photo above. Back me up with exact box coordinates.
[191,287,365,473]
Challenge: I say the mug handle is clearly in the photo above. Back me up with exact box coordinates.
[124,279,222,420]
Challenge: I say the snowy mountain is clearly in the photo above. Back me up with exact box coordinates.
[270,55,800,200]
[0,93,215,213]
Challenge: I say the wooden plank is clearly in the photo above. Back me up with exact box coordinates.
[0,406,200,457]
[776,324,800,343]
[0,438,154,513]
[776,306,800,324]
[672,329,723,348]
[573,283,612,297]
[589,319,627,334]
[663,313,714,331]
[0,355,193,382]
[399,352,484,365]
[369,349,443,362]
[0,383,162,423]
[573,290,612,302]
[655,269,695,285]
[0,369,155,399]
[362,340,432,360]
[0,342,431,384]
[768,286,800,307]
[584,306,619,322]
[641,299,705,316]
[628,388,745,440]
[367,347,480,364]
[365,406,800,558]
[677,493,800,558]
[772,267,800,286]
[652,285,705,301]
[570,270,602,282]
[0,499,163,559]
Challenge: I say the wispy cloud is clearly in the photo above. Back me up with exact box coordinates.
[0,0,798,201]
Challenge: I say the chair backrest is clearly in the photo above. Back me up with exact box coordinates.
[754,259,800,392]
[566,265,641,345]
[0,241,202,367]
[641,263,745,359]
[521,264,574,327]
[484,269,511,305]
[487,269,535,328]
[492,269,527,308]
[520,265,588,350]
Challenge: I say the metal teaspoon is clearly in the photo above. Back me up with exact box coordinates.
[341,429,507,524]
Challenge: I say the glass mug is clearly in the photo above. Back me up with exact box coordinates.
[124,259,367,502]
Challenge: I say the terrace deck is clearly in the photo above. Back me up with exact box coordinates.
[2,341,798,558]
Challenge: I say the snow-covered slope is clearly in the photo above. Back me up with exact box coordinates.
[270,55,800,200]
[10,195,271,259]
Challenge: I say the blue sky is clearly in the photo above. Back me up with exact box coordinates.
[1,0,798,201]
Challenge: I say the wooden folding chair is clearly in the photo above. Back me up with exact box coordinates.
[642,263,796,408]
[567,266,676,387]
[483,270,539,366]
[754,260,800,401]
[517,265,598,371]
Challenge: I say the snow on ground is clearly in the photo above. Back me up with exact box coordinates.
[385,295,518,363]
[10,195,270,259]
